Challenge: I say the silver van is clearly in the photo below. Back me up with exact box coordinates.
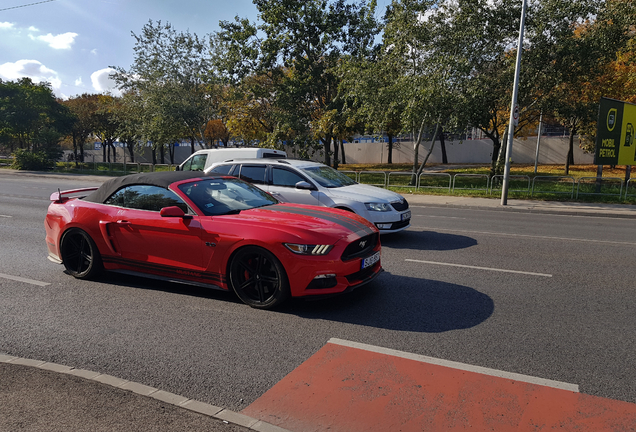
[176,148,287,171]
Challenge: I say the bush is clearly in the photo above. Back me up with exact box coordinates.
[11,149,56,170]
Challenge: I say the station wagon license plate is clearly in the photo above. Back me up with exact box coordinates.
[361,251,380,269]
[401,210,411,221]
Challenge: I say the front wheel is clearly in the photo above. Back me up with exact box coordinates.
[60,228,103,279]
[228,246,290,309]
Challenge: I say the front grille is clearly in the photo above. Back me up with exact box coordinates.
[341,233,379,261]
[391,198,409,212]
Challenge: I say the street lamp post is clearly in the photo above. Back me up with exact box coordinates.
[501,0,528,205]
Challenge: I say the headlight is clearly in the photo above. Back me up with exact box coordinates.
[365,202,392,212]
[284,243,333,255]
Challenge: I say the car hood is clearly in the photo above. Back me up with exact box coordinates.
[220,203,377,242]
[328,183,406,204]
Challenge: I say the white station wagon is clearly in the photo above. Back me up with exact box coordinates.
[205,159,411,234]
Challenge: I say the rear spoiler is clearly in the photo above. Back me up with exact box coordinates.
[49,187,99,203]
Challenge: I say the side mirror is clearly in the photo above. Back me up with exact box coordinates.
[160,206,192,219]
[295,181,316,191]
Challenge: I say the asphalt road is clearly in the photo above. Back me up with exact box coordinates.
[1,171,635,415]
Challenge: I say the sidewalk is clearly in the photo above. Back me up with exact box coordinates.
[0,355,288,432]
[405,193,636,219]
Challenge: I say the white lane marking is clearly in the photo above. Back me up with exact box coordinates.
[329,338,579,392]
[406,259,552,277]
[0,273,50,286]
[420,215,467,219]
[0,215,12,218]
[412,226,636,246]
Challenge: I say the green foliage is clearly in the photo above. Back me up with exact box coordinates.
[11,148,55,170]
[0,78,73,153]
[111,20,219,163]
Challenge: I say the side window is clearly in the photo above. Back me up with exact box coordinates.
[181,157,193,171]
[238,165,267,185]
[272,167,306,188]
[210,164,234,175]
[182,154,207,171]
[105,185,189,212]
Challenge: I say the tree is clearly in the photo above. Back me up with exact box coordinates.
[0,78,71,158]
[112,20,218,163]
[62,93,99,164]
[93,95,121,163]
[204,119,230,147]
[215,0,380,165]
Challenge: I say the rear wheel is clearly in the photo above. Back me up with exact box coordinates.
[228,246,289,309]
[60,228,103,279]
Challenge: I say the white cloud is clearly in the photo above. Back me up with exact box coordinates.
[32,32,78,50]
[91,48,98,55]
[28,26,39,32]
[75,77,83,86]
[91,67,120,95]
[0,59,61,90]
[0,22,15,30]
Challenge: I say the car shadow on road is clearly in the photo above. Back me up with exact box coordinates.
[381,230,477,251]
[95,269,493,333]
[284,271,494,333]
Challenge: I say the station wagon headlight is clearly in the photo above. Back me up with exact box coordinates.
[365,202,392,212]
[284,243,333,255]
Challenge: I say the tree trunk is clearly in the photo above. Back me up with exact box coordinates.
[190,137,196,154]
[439,130,448,164]
[151,148,157,165]
[323,136,332,166]
[333,137,339,170]
[410,118,427,185]
[169,143,175,164]
[72,132,79,167]
[489,132,503,179]
[387,134,394,164]
[127,142,135,163]
[415,122,440,178]
[565,128,575,175]
[340,139,346,165]
[159,144,165,165]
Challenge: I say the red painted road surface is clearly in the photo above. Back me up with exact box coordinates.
[243,340,636,431]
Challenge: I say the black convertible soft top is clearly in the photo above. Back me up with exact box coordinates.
[83,171,215,203]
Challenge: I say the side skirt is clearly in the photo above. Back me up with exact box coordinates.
[110,269,228,291]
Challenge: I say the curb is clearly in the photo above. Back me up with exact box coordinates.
[0,354,291,432]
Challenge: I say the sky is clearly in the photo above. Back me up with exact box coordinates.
[0,0,390,100]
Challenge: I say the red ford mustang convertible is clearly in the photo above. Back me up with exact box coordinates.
[45,171,382,309]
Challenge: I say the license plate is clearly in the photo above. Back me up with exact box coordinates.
[361,251,380,269]
[401,210,411,221]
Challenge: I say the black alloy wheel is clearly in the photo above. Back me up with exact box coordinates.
[60,228,103,279]
[228,246,289,309]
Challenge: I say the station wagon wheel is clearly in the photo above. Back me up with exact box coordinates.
[60,228,103,279]
[228,246,289,309]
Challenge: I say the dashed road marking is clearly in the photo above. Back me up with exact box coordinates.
[406,259,553,277]
[0,272,50,286]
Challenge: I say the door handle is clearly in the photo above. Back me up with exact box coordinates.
[116,220,131,225]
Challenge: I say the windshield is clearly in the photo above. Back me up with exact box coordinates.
[300,165,357,188]
[179,178,277,216]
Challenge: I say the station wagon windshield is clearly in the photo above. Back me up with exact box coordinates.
[301,166,356,188]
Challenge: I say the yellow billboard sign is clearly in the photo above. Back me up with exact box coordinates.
[595,97,636,165]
